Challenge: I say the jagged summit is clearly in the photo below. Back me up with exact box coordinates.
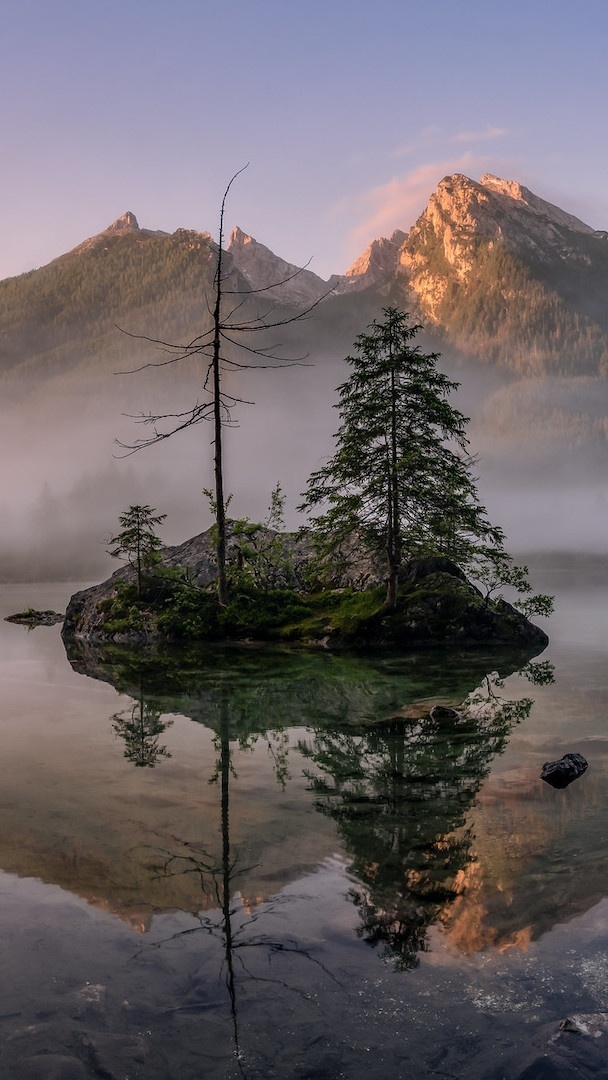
[337,230,407,293]
[227,225,329,306]
[65,211,172,259]
[389,171,608,372]
[403,173,597,276]
[479,174,595,235]
[342,173,600,297]
[106,210,140,233]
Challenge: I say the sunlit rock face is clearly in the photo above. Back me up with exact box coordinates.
[106,210,140,233]
[335,231,407,294]
[398,172,599,324]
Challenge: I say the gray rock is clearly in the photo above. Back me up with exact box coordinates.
[560,1012,608,1035]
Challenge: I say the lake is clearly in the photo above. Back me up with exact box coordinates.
[0,571,607,1079]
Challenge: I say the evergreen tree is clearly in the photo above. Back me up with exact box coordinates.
[299,308,508,609]
[107,504,166,596]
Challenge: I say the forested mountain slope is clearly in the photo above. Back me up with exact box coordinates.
[2,176,607,579]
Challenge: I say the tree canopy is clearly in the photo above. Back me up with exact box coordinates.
[299,308,521,609]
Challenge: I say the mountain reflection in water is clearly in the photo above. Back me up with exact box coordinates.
[6,578,608,1078]
[64,640,551,969]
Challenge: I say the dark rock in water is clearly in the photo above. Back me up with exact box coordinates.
[429,705,461,722]
[541,752,588,789]
[5,609,64,627]
[560,1013,608,1036]
[511,1012,608,1078]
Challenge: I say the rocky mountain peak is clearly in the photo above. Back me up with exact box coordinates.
[479,174,595,235]
[397,172,600,324]
[227,226,329,307]
[408,173,595,267]
[337,230,408,293]
[60,211,143,260]
[228,225,253,249]
[106,211,140,234]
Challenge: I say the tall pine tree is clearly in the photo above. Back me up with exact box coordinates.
[300,308,507,610]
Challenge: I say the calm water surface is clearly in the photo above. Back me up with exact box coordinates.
[0,573,607,1079]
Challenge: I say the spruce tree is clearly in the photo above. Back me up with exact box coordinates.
[300,308,507,610]
[107,504,166,596]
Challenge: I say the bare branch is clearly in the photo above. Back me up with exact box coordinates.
[114,163,324,602]
[223,256,319,295]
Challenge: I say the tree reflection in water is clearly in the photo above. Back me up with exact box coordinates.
[64,640,552,1064]
[111,680,173,767]
[299,662,553,970]
[133,689,340,1079]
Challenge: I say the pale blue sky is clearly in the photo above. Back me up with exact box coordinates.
[2,0,608,280]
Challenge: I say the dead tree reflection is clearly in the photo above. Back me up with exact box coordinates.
[139,689,339,1078]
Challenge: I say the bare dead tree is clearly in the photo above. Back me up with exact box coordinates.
[115,166,329,605]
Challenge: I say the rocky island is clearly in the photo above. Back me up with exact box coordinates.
[61,525,548,651]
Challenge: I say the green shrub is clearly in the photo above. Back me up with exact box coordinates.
[220,588,309,637]
[156,584,221,640]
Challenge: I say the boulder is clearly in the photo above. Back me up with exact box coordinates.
[429,705,462,722]
[5,609,63,627]
[541,753,588,789]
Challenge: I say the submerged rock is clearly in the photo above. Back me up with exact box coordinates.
[541,753,588,789]
[560,1013,608,1036]
[5,609,64,627]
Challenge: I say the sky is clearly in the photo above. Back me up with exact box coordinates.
[3,0,608,282]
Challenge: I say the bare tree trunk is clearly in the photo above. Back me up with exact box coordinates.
[212,249,228,606]
[116,164,326,612]
[210,176,235,607]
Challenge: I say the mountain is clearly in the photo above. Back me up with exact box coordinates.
[227,226,329,307]
[0,211,358,581]
[1,173,608,581]
[339,174,608,526]
[335,230,407,293]
[347,172,608,377]
[0,212,222,392]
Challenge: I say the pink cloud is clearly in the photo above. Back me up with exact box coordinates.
[343,153,494,265]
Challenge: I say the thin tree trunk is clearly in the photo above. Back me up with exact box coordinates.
[136,532,142,597]
[385,338,401,610]
[213,195,228,606]
[213,319,227,606]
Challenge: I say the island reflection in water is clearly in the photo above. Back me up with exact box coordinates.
[5,579,608,1077]
[63,639,554,968]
